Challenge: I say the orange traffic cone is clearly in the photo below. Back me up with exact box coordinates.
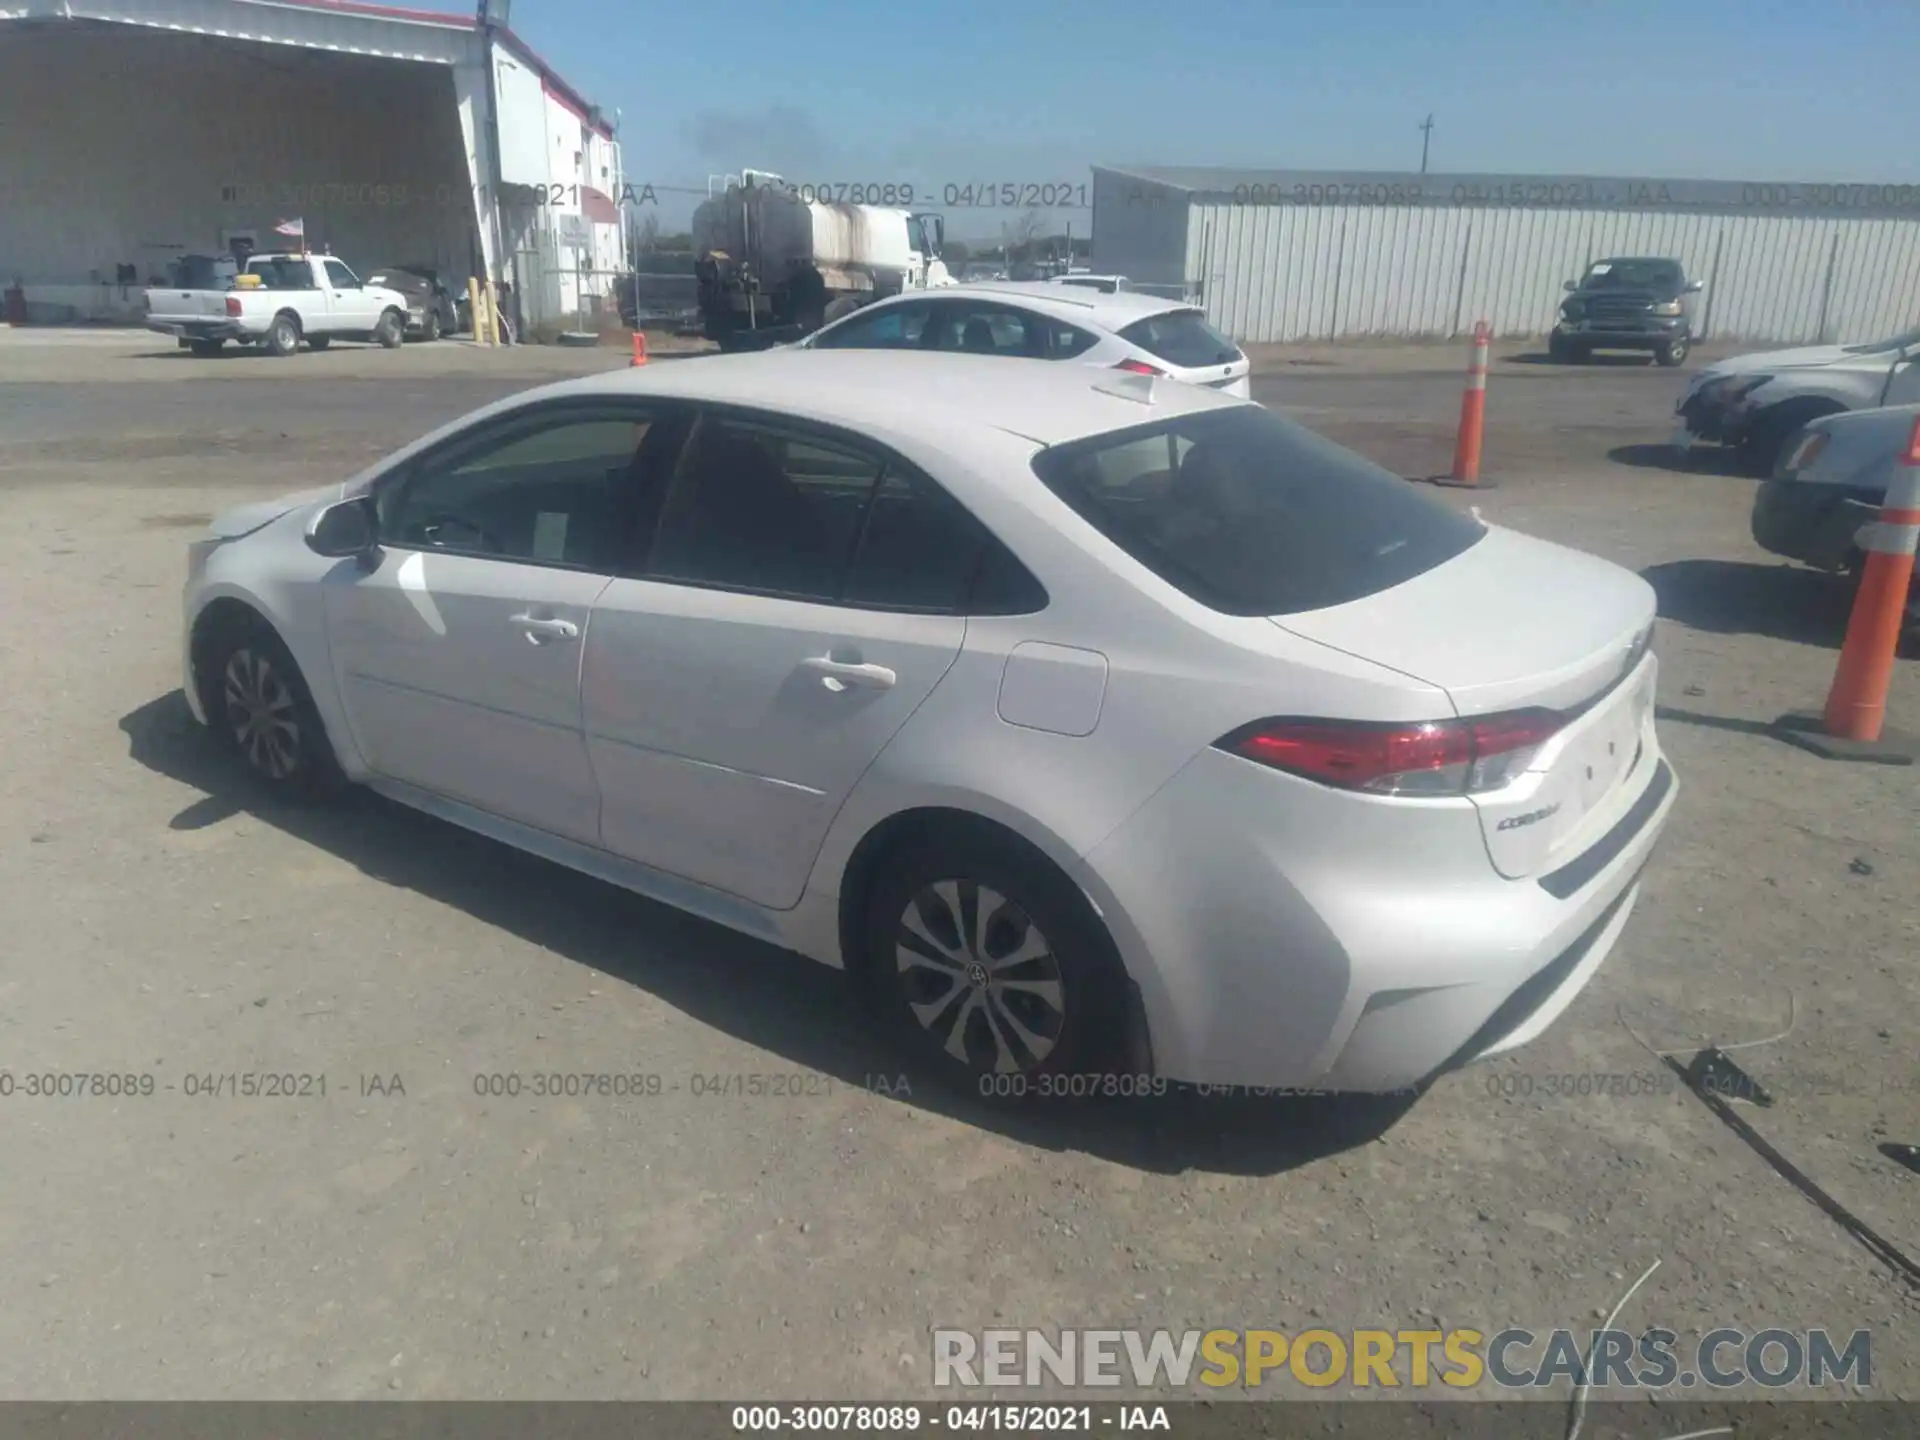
[1775,412,1920,763]
[629,332,648,368]
[1431,320,1494,488]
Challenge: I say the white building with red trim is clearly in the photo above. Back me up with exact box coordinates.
[0,0,627,333]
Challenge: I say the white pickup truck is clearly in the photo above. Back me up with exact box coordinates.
[145,253,411,357]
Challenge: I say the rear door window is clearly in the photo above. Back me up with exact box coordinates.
[926,303,1044,357]
[1118,310,1242,368]
[1044,322,1100,359]
[1030,406,1484,616]
[843,465,987,612]
[646,416,882,600]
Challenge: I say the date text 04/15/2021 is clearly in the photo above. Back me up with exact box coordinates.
[728,1405,1171,1432]
[469,1072,914,1100]
[698,182,1089,209]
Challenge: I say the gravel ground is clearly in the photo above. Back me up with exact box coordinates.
[0,332,1914,1409]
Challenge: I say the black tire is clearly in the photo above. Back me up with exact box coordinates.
[863,831,1128,1102]
[201,620,343,797]
[1655,338,1689,367]
[176,337,192,350]
[422,309,442,342]
[374,309,405,349]
[188,338,224,357]
[306,335,330,351]
[1547,331,1571,362]
[1739,401,1844,478]
[265,312,301,357]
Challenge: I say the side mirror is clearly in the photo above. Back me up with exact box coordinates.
[1686,280,1705,293]
[1562,280,1577,292]
[306,497,378,560]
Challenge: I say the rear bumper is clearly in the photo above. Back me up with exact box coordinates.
[1751,478,1882,570]
[1081,737,1678,1093]
[149,319,244,341]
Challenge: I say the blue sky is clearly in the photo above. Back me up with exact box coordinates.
[502,0,1920,239]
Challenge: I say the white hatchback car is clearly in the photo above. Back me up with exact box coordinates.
[182,352,1675,1098]
[800,282,1252,400]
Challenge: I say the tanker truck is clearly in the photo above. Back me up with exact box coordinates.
[692,171,955,350]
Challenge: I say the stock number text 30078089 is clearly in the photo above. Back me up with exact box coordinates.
[784,182,1088,209]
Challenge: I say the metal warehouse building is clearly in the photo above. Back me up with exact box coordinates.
[1091,165,1920,345]
[0,0,626,335]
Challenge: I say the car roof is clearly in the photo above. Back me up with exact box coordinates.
[528,349,1244,447]
[939,281,1191,320]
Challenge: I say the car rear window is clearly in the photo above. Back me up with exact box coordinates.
[1118,310,1242,368]
[1030,406,1485,616]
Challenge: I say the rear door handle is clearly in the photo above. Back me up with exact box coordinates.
[800,655,896,691]
[511,614,580,644]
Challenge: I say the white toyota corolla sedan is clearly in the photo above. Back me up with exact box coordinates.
[181,351,1676,1097]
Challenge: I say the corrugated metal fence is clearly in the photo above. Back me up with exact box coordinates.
[1190,204,1920,345]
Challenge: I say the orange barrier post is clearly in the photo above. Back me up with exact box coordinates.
[1775,413,1920,763]
[629,331,648,367]
[1434,320,1493,488]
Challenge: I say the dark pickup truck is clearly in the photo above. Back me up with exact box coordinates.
[1548,257,1703,367]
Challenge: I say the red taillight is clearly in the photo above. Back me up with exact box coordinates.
[1114,359,1164,376]
[225,296,243,317]
[1218,710,1563,796]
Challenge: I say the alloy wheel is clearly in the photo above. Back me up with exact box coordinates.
[222,646,302,780]
[894,879,1066,1074]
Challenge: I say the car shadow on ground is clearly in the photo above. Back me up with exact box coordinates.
[1506,352,1656,367]
[120,691,1413,1177]
[1643,558,1851,648]
[1608,443,1748,476]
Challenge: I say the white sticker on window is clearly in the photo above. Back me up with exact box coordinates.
[1589,263,1612,274]
[533,511,570,561]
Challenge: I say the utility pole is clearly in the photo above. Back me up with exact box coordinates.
[1419,114,1434,174]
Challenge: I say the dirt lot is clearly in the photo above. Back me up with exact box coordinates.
[0,329,1914,1408]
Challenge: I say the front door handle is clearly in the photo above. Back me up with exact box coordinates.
[511,614,580,644]
[800,655,896,691]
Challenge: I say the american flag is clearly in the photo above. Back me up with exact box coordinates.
[273,217,304,238]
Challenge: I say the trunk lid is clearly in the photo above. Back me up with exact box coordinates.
[1118,310,1249,391]
[147,289,232,320]
[1274,525,1660,878]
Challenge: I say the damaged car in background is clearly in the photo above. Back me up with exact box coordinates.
[1752,400,1920,646]
[1675,324,1920,476]
[365,266,461,342]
